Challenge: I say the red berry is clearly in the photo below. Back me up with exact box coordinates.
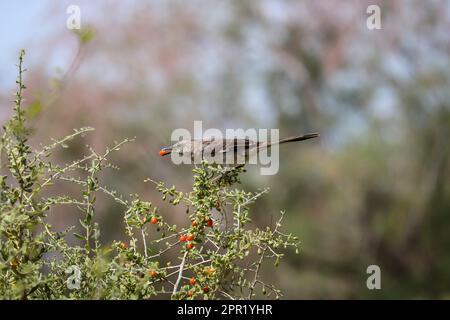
[150,270,157,278]
[187,291,193,297]
[186,234,194,242]
[179,235,187,242]
[203,287,210,293]
[120,242,128,249]
[189,277,196,286]
[150,217,158,224]
[191,220,198,227]
[207,219,213,227]
[186,243,194,250]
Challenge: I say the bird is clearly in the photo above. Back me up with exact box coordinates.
[159,133,319,165]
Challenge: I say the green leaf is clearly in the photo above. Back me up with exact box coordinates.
[73,233,86,240]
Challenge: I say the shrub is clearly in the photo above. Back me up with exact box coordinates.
[0,50,299,300]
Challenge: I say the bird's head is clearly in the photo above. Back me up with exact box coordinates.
[159,140,191,157]
[159,146,172,156]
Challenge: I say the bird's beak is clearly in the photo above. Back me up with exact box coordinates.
[159,147,172,156]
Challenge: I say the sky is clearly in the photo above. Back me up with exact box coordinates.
[0,1,105,90]
[0,1,52,87]
[0,1,154,90]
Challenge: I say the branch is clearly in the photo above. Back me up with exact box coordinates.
[172,251,188,297]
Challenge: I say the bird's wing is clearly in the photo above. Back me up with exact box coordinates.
[196,139,253,155]
[200,139,222,156]
[217,139,259,154]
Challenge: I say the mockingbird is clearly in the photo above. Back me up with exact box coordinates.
[159,133,319,164]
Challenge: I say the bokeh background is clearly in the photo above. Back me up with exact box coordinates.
[1,0,450,299]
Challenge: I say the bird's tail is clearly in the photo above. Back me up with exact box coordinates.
[258,133,319,149]
[278,133,320,144]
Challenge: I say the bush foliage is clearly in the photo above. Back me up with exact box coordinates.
[0,51,299,299]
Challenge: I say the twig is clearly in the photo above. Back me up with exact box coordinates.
[134,211,148,259]
[248,212,285,299]
[172,251,188,297]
